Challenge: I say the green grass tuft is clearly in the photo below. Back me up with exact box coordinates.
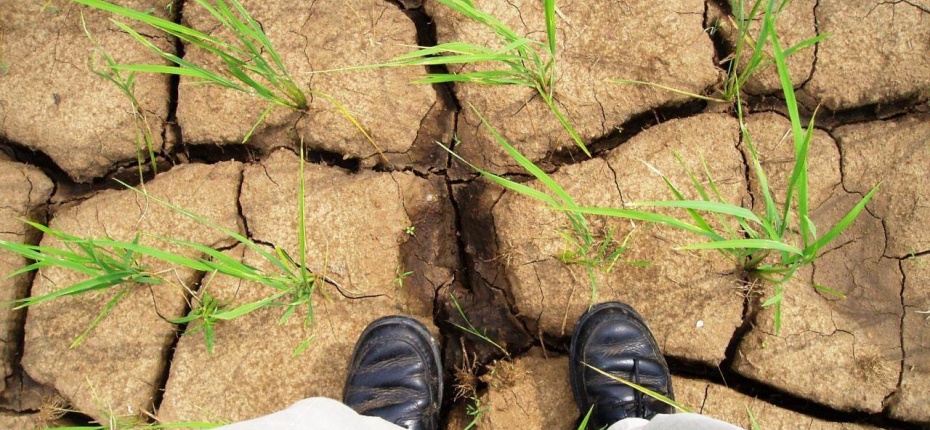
[0,146,320,353]
[560,0,879,333]
[73,0,385,160]
[441,103,631,306]
[356,0,589,155]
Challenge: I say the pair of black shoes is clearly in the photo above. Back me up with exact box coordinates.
[343,302,674,430]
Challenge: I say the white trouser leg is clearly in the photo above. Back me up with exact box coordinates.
[215,397,406,430]
[607,413,744,430]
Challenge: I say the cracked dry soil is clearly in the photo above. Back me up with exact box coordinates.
[1,0,929,429]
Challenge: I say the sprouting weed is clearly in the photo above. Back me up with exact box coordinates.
[334,0,590,155]
[74,0,385,161]
[462,396,487,430]
[391,266,414,288]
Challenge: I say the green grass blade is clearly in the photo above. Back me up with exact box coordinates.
[677,238,803,255]
[469,104,578,208]
[440,144,559,206]
[74,0,223,46]
[558,206,717,239]
[540,93,590,156]
[414,72,530,87]
[610,79,727,103]
[584,363,692,413]
[297,139,310,290]
[437,0,521,43]
[117,181,295,276]
[576,406,594,430]
[242,104,276,143]
[632,200,763,225]
[15,271,144,308]
[741,124,781,235]
[544,0,557,56]
[70,287,130,348]
[807,184,880,257]
[747,406,762,430]
[813,283,846,299]
[93,239,213,272]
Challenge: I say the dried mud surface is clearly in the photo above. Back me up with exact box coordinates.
[0,162,53,394]
[0,0,172,182]
[0,0,928,428]
[177,0,451,170]
[22,162,242,423]
[467,113,747,365]
[432,0,720,177]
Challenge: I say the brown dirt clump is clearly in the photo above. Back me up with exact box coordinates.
[430,0,720,176]
[473,114,746,364]
[835,114,930,258]
[158,149,455,423]
[477,349,576,430]
[803,1,930,110]
[20,162,242,423]
[887,255,930,423]
[177,0,450,170]
[0,0,172,182]
[0,162,53,394]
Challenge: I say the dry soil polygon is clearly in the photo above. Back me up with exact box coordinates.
[474,352,879,429]
[0,0,172,182]
[177,0,447,169]
[21,162,242,423]
[0,162,53,394]
[238,149,455,309]
[733,203,901,413]
[835,114,930,258]
[888,255,930,423]
[675,377,880,429]
[477,350,576,430]
[804,1,930,110]
[159,150,455,423]
[482,114,746,364]
[431,0,720,176]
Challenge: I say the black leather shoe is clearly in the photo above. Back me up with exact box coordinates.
[570,302,674,428]
[343,316,443,430]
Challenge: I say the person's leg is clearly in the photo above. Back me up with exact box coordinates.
[607,413,743,430]
[215,397,405,430]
